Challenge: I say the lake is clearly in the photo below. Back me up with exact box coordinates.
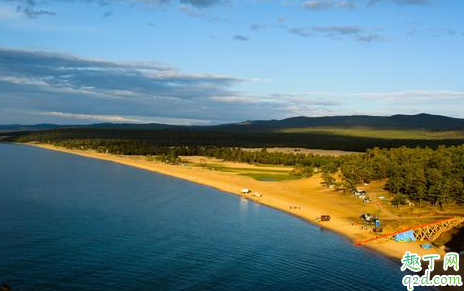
[0,143,430,290]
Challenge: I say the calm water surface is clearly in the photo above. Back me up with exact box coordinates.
[0,143,430,290]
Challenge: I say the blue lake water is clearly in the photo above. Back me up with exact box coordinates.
[0,143,431,291]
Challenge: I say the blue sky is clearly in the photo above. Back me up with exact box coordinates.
[0,0,463,125]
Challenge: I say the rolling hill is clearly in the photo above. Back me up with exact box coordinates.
[214,113,464,131]
[2,114,464,151]
[3,113,464,133]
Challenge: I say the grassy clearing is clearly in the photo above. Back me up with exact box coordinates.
[238,173,291,182]
[194,163,291,173]
[279,127,464,140]
[253,163,296,168]
[188,162,293,181]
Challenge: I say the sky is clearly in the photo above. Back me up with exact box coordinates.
[0,0,463,125]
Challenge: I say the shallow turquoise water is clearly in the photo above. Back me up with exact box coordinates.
[0,143,430,290]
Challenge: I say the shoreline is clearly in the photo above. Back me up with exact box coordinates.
[21,142,447,262]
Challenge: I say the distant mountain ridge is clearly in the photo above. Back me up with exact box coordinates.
[216,113,464,132]
[0,123,175,132]
[2,113,464,132]
[0,123,69,132]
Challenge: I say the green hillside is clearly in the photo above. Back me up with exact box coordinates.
[279,127,464,140]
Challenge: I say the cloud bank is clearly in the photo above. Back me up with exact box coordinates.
[1,47,463,124]
[1,0,436,19]
[303,1,355,10]
[0,0,223,18]
[0,47,292,124]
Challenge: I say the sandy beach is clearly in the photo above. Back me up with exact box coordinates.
[25,142,450,261]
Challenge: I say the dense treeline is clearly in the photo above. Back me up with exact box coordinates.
[340,146,464,207]
[8,135,336,168]
[5,129,464,207]
[5,128,464,152]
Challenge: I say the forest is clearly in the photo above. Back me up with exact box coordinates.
[4,128,464,151]
[4,128,464,207]
[339,146,464,208]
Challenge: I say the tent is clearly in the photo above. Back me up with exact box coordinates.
[394,230,416,242]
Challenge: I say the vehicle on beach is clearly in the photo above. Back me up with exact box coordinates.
[316,215,331,222]
[353,190,367,199]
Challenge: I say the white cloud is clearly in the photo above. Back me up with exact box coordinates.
[208,96,259,103]
[32,111,212,125]
[37,111,146,123]
[0,76,50,86]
